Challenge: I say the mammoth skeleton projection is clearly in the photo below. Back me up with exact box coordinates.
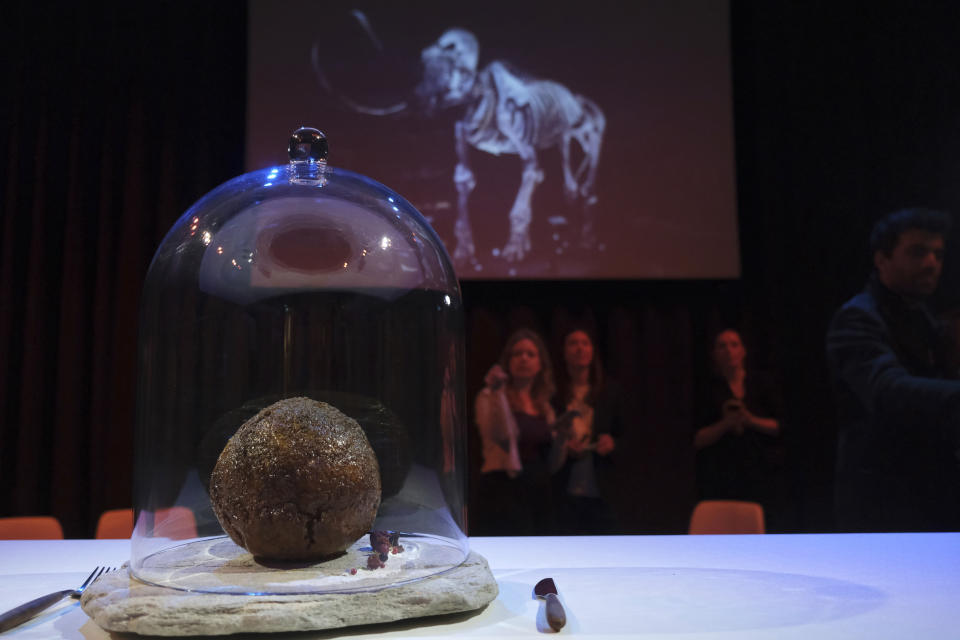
[312,19,606,266]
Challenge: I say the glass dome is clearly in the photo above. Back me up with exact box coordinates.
[130,128,467,594]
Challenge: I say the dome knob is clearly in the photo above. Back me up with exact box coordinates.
[288,127,329,163]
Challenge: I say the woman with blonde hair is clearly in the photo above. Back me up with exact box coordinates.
[474,329,557,534]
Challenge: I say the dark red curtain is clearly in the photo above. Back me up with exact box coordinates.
[4,1,960,538]
[1,2,247,537]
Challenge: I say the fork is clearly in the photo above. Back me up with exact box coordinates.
[0,566,114,633]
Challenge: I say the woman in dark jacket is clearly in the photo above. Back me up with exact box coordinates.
[693,329,782,510]
[551,328,624,534]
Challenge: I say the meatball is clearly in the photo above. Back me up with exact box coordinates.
[210,397,381,561]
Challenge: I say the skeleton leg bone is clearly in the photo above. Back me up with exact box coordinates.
[502,159,543,262]
[561,133,578,203]
[572,99,604,249]
[579,194,599,248]
[452,121,477,262]
[453,163,477,261]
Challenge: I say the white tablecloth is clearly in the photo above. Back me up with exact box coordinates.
[0,533,958,638]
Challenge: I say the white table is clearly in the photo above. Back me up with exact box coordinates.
[1,534,958,638]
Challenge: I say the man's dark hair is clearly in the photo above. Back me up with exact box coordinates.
[870,208,952,256]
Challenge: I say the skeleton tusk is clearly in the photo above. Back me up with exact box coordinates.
[309,13,408,117]
[350,10,383,52]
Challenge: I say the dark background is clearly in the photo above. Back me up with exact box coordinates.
[3,1,960,536]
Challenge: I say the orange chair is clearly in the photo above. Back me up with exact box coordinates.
[0,516,64,540]
[96,507,198,539]
[95,508,135,539]
[688,500,766,534]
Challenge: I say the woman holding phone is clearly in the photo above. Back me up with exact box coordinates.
[693,329,782,511]
[474,329,560,535]
[551,327,624,534]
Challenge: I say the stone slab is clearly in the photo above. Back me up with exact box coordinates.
[81,551,498,636]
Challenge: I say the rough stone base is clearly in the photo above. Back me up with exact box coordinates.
[80,551,498,636]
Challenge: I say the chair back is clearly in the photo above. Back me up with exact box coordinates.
[96,507,198,539]
[0,516,64,539]
[95,508,135,539]
[688,499,765,534]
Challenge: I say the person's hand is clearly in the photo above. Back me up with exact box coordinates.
[722,398,743,416]
[732,409,746,435]
[722,399,746,435]
[484,364,508,390]
[554,409,581,433]
[595,433,615,456]
[739,406,758,429]
[566,435,589,456]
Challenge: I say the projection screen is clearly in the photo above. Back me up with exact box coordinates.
[246,0,739,279]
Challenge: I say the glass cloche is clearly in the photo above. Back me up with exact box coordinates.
[130,128,468,594]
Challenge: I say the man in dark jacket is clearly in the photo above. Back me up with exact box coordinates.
[827,208,960,531]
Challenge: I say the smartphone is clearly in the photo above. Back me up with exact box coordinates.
[555,409,581,429]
